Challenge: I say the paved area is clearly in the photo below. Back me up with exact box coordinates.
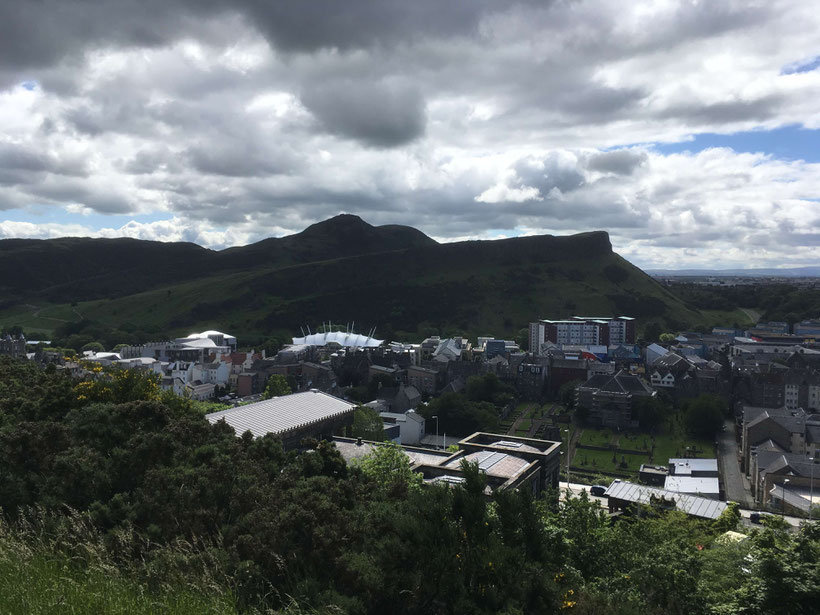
[717,419,754,508]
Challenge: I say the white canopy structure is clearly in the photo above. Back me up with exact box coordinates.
[292,330,383,349]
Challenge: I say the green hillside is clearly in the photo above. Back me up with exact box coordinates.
[1,222,702,346]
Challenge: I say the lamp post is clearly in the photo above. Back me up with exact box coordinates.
[432,415,439,450]
[782,478,790,517]
[810,457,815,522]
[564,428,571,488]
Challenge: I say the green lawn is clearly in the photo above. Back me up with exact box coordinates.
[578,428,614,447]
[649,434,716,463]
[572,448,647,474]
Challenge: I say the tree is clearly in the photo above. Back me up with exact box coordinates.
[351,405,384,442]
[263,374,291,399]
[632,396,671,431]
[559,379,582,410]
[683,394,726,439]
[466,372,513,406]
[643,321,662,342]
[659,332,676,342]
[357,442,422,494]
[82,341,105,353]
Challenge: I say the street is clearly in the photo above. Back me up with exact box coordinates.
[717,419,754,508]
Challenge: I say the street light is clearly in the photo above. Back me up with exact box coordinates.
[432,415,439,450]
[782,478,790,517]
[810,457,815,522]
[564,428,571,488]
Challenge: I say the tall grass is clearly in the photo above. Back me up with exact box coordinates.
[0,508,333,614]
[0,507,241,614]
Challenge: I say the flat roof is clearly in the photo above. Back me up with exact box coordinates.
[664,476,720,496]
[446,450,531,479]
[331,437,453,467]
[605,480,727,520]
[668,458,718,475]
[206,390,356,437]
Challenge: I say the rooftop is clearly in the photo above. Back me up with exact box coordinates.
[206,390,356,437]
[604,479,727,520]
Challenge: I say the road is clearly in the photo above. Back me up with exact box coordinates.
[717,419,754,508]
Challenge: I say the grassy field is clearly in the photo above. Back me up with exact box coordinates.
[572,421,717,476]
[579,428,615,447]
[573,449,647,473]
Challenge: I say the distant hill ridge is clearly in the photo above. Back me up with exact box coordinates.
[0,214,435,302]
[0,215,700,340]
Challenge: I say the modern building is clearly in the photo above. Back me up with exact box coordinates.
[206,389,357,448]
[333,432,562,496]
[529,316,635,355]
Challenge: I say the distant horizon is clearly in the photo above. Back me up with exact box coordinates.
[2,214,818,273]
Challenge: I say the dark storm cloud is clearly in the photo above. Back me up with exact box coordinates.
[238,0,520,53]
[0,0,529,76]
[0,1,191,71]
[186,141,289,177]
[513,155,586,194]
[586,150,647,175]
[301,79,426,147]
[0,143,88,178]
[0,142,51,172]
[658,94,787,124]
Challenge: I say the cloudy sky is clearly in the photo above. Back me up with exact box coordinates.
[1,0,818,269]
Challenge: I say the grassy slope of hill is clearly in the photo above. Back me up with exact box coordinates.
[0,216,704,342]
[0,215,435,306]
[6,233,698,343]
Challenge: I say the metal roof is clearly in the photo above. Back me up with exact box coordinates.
[668,458,719,475]
[663,476,720,496]
[604,479,727,520]
[206,390,356,437]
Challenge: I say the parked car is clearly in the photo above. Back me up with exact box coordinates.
[590,485,607,497]
[750,512,770,524]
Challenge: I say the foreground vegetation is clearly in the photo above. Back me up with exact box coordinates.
[1,357,818,614]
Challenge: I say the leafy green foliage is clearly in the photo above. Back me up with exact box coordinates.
[2,357,819,614]
[683,394,726,440]
[420,392,500,435]
[263,374,292,399]
[351,405,385,442]
[466,373,514,406]
[356,442,422,495]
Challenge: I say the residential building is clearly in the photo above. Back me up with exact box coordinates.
[529,316,635,356]
[186,381,216,401]
[741,405,820,472]
[379,409,426,444]
[794,319,820,339]
[407,364,439,395]
[749,451,820,510]
[576,370,656,429]
[0,334,27,358]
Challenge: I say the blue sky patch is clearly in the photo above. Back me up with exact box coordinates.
[781,56,820,75]
[654,125,820,163]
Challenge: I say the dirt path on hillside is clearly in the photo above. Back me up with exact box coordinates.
[740,307,760,324]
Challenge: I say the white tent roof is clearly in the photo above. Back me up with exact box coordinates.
[292,331,383,348]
